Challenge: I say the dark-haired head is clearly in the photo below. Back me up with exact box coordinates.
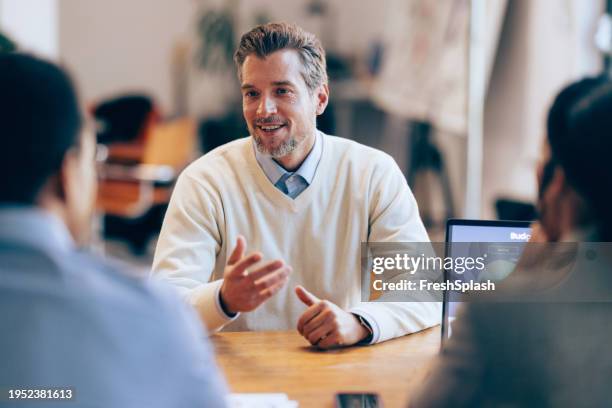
[539,76,612,241]
[0,53,96,244]
[234,22,327,93]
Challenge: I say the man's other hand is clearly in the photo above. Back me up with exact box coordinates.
[220,236,291,314]
[295,285,369,349]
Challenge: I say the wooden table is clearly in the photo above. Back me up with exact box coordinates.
[211,327,440,408]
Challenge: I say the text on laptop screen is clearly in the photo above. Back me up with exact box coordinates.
[443,222,532,341]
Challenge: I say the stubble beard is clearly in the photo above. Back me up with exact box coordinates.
[253,132,300,158]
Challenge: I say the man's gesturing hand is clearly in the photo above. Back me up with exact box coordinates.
[219,236,291,315]
[295,285,369,349]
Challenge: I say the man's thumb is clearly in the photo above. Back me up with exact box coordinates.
[295,285,319,306]
[227,235,245,266]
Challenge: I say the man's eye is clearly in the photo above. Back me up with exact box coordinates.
[277,88,290,95]
[245,91,259,98]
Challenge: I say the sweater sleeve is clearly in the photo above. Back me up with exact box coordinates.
[350,153,441,343]
[151,171,237,332]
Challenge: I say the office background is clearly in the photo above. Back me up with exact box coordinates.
[0,0,605,269]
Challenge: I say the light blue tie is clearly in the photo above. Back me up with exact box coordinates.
[275,173,292,195]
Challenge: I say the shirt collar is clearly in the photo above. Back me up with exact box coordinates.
[254,131,322,185]
[0,206,75,254]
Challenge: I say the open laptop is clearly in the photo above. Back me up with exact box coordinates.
[441,219,532,346]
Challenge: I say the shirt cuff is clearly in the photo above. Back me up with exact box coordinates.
[350,310,380,345]
[189,279,239,333]
[215,281,239,319]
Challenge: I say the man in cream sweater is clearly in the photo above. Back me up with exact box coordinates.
[152,22,440,348]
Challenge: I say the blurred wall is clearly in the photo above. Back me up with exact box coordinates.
[58,0,196,112]
[0,0,58,58]
[57,0,387,116]
[482,0,603,218]
[51,0,605,221]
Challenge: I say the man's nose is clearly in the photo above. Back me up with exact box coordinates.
[257,94,277,115]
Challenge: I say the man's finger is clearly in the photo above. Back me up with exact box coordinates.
[307,321,334,345]
[304,313,333,343]
[227,235,246,266]
[297,302,325,335]
[317,332,340,349]
[228,252,262,277]
[249,259,285,281]
[257,275,289,301]
[302,309,331,336]
[295,285,320,307]
[254,266,290,291]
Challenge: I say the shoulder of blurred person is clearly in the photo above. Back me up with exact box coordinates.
[0,53,227,407]
[409,297,612,408]
[0,207,228,407]
[412,240,612,408]
[408,76,612,407]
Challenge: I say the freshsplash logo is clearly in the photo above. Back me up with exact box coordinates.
[510,231,531,241]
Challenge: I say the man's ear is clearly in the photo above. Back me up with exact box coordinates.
[315,84,329,115]
[536,162,544,192]
[57,149,79,204]
[548,167,568,198]
[40,153,74,205]
[36,172,65,207]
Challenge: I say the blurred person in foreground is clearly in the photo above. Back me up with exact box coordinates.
[152,22,439,349]
[0,53,227,407]
[409,77,612,407]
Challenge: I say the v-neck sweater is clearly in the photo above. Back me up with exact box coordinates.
[152,134,440,343]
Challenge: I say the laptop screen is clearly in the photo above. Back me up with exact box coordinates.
[441,220,532,344]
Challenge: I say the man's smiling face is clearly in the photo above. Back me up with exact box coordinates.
[241,49,324,160]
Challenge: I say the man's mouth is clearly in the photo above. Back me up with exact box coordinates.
[256,123,286,133]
